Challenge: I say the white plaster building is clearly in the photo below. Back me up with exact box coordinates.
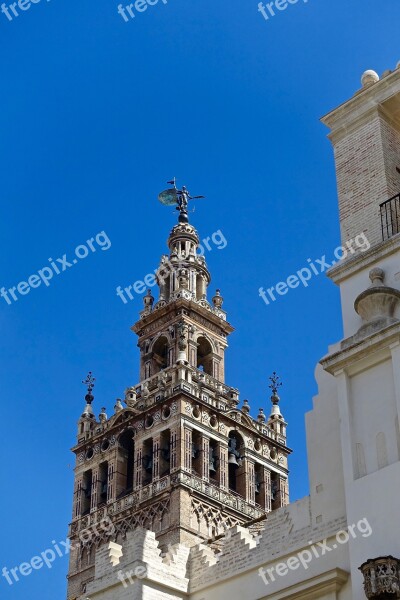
[68,64,400,600]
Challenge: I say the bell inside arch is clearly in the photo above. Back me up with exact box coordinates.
[209,448,217,474]
[228,452,239,467]
[144,455,153,473]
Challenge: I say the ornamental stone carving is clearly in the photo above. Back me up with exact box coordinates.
[348,268,400,346]
[359,556,400,599]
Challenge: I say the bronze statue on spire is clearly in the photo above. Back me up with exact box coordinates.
[158,178,205,223]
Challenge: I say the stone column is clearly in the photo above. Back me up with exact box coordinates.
[183,427,192,473]
[236,457,247,500]
[73,476,83,518]
[134,443,142,491]
[199,275,206,298]
[219,442,228,490]
[262,467,272,512]
[279,476,289,506]
[107,460,116,502]
[188,340,197,368]
[170,427,178,472]
[201,435,210,482]
[153,436,160,481]
[91,468,99,511]
[212,357,220,381]
[246,460,255,506]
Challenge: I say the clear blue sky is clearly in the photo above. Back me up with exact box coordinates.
[0,0,398,596]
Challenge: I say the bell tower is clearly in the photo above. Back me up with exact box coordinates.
[136,220,228,383]
[66,184,291,600]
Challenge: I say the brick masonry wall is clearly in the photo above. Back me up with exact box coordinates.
[334,112,400,250]
[189,497,348,594]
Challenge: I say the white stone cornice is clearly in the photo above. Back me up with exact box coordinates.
[321,68,400,137]
[320,322,400,375]
[327,233,400,285]
[258,568,349,600]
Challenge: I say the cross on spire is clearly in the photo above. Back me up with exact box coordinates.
[82,371,95,404]
[268,371,282,403]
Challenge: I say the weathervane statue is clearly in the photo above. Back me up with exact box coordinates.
[158,178,205,223]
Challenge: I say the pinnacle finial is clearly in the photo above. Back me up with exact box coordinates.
[82,371,95,404]
[268,371,282,401]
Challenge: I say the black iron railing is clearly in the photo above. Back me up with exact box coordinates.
[380,193,400,240]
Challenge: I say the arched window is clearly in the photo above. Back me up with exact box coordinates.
[160,429,171,477]
[142,438,153,486]
[271,472,281,510]
[197,337,213,376]
[152,336,169,373]
[228,432,245,497]
[254,463,263,505]
[81,470,92,515]
[209,439,219,482]
[98,462,108,506]
[116,430,135,498]
[192,430,202,476]
[196,274,205,299]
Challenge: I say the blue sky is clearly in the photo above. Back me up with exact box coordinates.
[0,0,399,596]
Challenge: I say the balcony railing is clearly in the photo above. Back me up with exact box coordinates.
[380,193,400,241]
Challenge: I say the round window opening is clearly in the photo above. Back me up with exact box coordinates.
[193,405,201,419]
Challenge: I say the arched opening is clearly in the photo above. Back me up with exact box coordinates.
[142,438,153,485]
[160,429,171,477]
[228,432,245,497]
[116,430,135,498]
[196,274,205,299]
[98,462,108,506]
[209,439,219,483]
[254,463,263,505]
[192,430,202,476]
[152,336,169,373]
[271,472,281,510]
[81,470,92,515]
[197,336,213,376]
